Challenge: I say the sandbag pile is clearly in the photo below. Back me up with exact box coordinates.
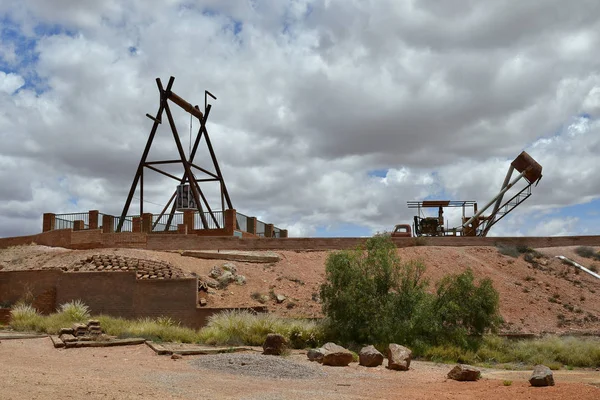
[67,255,185,280]
[58,320,106,343]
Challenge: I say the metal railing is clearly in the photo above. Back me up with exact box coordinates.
[54,213,90,230]
[194,211,224,230]
[236,212,248,232]
[113,216,136,232]
[256,220,266,237]
[152,213,183,232]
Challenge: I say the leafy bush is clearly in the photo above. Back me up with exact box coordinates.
[320,236,502,349]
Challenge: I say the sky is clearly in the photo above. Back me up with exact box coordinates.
[1,0,600,238]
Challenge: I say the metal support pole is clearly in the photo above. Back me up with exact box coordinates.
[460,170,526,230]
[488,165,514,226]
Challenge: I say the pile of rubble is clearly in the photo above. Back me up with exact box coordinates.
[199,263,246,290]
[57,320,107,344]
[67,255,186,280]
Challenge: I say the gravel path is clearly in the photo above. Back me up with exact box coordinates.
[189,353,327,380]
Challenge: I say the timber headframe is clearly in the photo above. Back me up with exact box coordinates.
[117,76,233,232]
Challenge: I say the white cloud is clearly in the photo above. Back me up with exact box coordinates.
[1,1,600,237]
[0,71,24,94]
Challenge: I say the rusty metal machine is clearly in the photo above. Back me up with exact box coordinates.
[407,151,543,237]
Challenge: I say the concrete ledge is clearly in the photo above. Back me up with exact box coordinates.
[181,250,280,263]
[63,338,146,348]
[145,341,256,355]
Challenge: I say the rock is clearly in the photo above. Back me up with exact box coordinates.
[321,342,354,367]
[218,271,235,287]
[387,344,412,371]
[359,345,384,367]
[203,277,219,289]
[234,275,246,285]
[529,365,555,387]
[276,294,286,304]
[59,333,77,343]
[171,354,182,360]
[209,266,223,279]
[263,333,288,355]
[87,320,100,327]
[222,262,237,274]
[307,348,324,362]
[199,298,208,306]
[59,327,74,335]
[447,364,481,381]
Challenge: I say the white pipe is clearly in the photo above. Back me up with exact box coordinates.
[460,170,526,230]
[555,256,600,280]
[489,165,515,223]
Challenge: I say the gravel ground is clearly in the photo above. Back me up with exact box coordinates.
[189,353,327,379]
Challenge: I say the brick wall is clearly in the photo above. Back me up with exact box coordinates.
[56,272,137,319]
[0,270,61,313]
[0,234,37,249]
[0,308,10,324]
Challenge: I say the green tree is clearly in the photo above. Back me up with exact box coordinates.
[320,236,502,349]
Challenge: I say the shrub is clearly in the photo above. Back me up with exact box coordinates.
[10,303,43,332]
[197,310,323,349]
[433,269,502,345]
[496,244,520,258]
[58,300,91,321]
[575,246,597,259]
[320,236,502,349]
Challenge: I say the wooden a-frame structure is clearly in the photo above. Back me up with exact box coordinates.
[117,76,233,232]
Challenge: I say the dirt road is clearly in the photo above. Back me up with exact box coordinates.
[1,338,598,400]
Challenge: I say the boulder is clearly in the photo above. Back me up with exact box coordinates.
[222,262,237,274]
[59,333,77,343]
[387,344,412,371]
[209,266,223,279]
[203,277,219,289]
[235,275,247,285]
[263,333,288,355]
[447,364,481,381]
[307,348,324,362]
[321,342,354,366]
[217,271,235,287]
[276,294,286,304]
[529,365,555,387]
[359,345,384,367]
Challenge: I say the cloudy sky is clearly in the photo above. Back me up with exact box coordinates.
[1,0,600,238]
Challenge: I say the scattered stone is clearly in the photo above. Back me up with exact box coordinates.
[276,294,286,304]
[447,364,481,381]
[59,327,74,335]
[320,342,354,367]
[171,354,183,360]
[387,344,412,371]
[529,365,555,387]
[59,333,78,343]
[307,348,324,363]
[234,275,246,285]
[359,345,384,367]
[203,277,219,289]
[199,298,208,306]
[218,271,235,287]
[263,333,288,356]
[222,262,237,274]
[209,266,223,279]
